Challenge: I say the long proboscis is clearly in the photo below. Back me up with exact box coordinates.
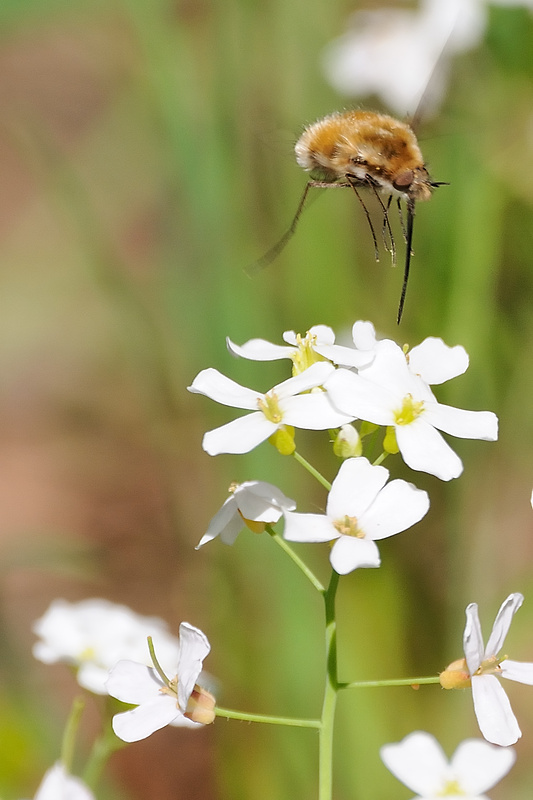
[397,199,415,325]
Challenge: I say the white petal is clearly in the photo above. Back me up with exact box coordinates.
[34,763,95,800]
[106,661,164,704]
[236,481,295,520]
[395,419,463,480]
[326,457,388,519]
[380,731,448,795]
[500,659,533,685]
[187,368,261,409]
[177,623,211,712]
[360,480,429,540]
[274,361,335,398]
[197,496,238,547]
[485,593,523,657]
[226,336,293,361]
[354,339,419,396]
[471,674,521,746]
[464,603,484,675]
[202,413,276,455]
[423,403,498,441]
[408,338,469,384]
[313,342,374,369]
[281,392,355,429]
[283,324,335,346]
[112,695,179,742]
[351,320,377,351]
[329,536,380,573]
[451,738,516,793]
[283,511,337,543]
[325,368,395,424]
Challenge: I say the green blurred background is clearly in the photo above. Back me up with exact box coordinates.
[0,0,533,797]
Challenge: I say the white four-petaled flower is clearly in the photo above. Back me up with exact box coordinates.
[188,361,353,456]
[197,480,296,548]
[106,622,214,742]
[325,339,498,481]
[283,457,429,574]
[380,731,516,800]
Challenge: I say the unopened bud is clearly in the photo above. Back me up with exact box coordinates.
[439,658,471,690]
[186,685,216,725]
[383,426,399,454]
[269,425,296,455]
[333,424,362,458]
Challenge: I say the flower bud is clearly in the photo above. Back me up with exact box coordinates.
[185,685,216,725]
[439,657,472,690]
[333,424,362,458]
[269,425,296,455]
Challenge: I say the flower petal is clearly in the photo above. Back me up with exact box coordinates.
[485,593,523,658]
[283,511,337,543]
[500,659,533,685]
[34,763,95,800]
[325,368,395,425]
[236,481,296,520]
[226,336,293,361]
[106,661,164,704]
[423,403,498,441]
[202,413,276,455]
[329,536,380,573]
[274,361,335,398]
[464,603,484,675]
[451,738,516,794]
[197,496,238,548]
[112,695,180,742]
[380,731,448,795]
[471,674,521,746]
[395,419,463,480]
[283,324,335,346]
[326,457,388,519]
[313,343,373,369]
[408,338,469,384]
[187,368,261,409]
[281,392,355,429]
[177,623,211,712]
[360,479,429,540]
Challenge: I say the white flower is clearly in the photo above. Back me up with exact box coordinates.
[283,457,429,574]
[106,622,214,742]
[380,731,516,800]
[226,325,336,372]
[197,480,296,548]
[188,361,354,456]
[440,593,533,746]
[33,599,180,694]
[325,339,498,481]
[24,762,95,800]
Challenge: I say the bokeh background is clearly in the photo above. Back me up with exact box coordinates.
[1,0,533,797]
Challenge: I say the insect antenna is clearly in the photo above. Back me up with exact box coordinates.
[397,199,415,325]
[245,182,314,276]
[345,175,379,261]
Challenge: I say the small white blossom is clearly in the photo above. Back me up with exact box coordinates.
[197,480,296,548]
[325,339,497,481]
[283,457,429,574]
[441,593,533,746]
[106,622,214,742]
[380,731,516,800]
[33,599,180,694]
[23,762,95,800]
[188,361,354,456]
[226,325,339,373]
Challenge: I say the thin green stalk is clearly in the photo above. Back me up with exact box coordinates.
[83,725,125,789]
[268,526,325,593]
[319,571,340,800]
[293,450,332,491]
[61,696,85,772]
[215,707,320,728]
[341,676,441,690]
[147,635,172,687]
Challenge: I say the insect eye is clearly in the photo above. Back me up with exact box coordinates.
[392,170,414,191]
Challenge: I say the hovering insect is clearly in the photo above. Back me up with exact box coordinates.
[253,109,446,323]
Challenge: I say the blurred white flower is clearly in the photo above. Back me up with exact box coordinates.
[197,479,296,548]
[440,593,533,746]
[23,762,95,800]
[283,457,429,574]
[33,599,180,694]
[106,622,214,742]
[381,731,516,799]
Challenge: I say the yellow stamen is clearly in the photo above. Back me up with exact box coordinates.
[393,394,424,426]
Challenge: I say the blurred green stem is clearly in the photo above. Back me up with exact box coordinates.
[61,696,85,772]
[267,526,325,592]
[319,570,339,800]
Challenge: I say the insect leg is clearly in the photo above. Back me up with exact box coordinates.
[370,187,396,265]
[345,175,379,261]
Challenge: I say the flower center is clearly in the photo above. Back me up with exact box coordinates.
[333,515,364,538]
[291,332,325,374]
[393,394,425,426]
[257,391,283,423]
[474,654,504,677]
[437,779,465,796]
[161,675,179,704]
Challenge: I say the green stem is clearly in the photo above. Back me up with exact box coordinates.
[267,526,325,593]
[341,676,441,690]
[371,452,388,467]
[319,571,340,800]
[83,723,125,789]
[61,696,85,772]
[147,635,172,687]
[292,450,332,491]
[215,707,320,728]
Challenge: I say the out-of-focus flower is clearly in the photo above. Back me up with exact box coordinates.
[188,361,354,456]
[440,593,533,746]
[325,339,497,481]
[106,622,214,742]
[283,457,429,574]
[33,599,180,694]
[23,762,95,800]
[197,480,296,548]
[380,731,516,800]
